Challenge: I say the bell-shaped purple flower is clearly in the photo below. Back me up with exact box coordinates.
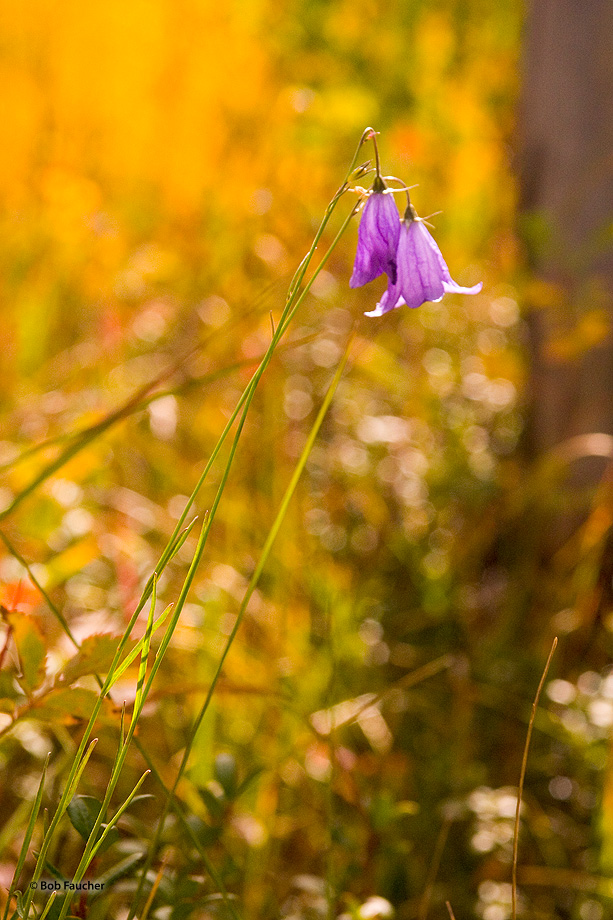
[350,181,401,289]
[364,206,482,317]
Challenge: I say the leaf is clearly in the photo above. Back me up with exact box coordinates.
[235,766,264,799]
[198,784,226,822]
[123,794,156,809]
[94,827,123,856]
[214,752,238,798]
[42,896,77,920]
[41,893,64,920]
[67,795,104,840]
[59,633,123,686]
[186,814,222,847]
[12,889,24,918]
[6,612,47,693]
[42,859,65,881]
[31,687,100,723]
[67,796,119,853]
[0,671,23,706]
[96,850,146,888]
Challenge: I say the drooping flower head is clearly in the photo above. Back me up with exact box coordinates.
[350,174,401,289]
[350,131,401,289]
[364,201,482,317]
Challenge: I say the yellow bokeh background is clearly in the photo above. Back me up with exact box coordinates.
[0,0,519,381]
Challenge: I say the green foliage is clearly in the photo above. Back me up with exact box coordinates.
[7,613,47,695]
[66,797,119,854]
[58,635,123,685]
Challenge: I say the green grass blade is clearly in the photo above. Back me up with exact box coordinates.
[85,770,150,866]
[107,603,173,690]
[128,335,352,920]
[2,754,50,920]
[133,574,157,718]
[36,891,58,920]
[179,336,353,766]
[21,739,97,919]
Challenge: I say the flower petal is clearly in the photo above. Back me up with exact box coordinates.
[442,280,483,296]
[350,191,401,288]
[417,221,482,296]
[360,205,482,318]
[364,280,403,317]
[397,220,445,309]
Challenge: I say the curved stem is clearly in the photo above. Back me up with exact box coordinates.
[370,130,382,180]
[512,638,558,920]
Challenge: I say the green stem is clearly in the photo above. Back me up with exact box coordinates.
[129,339,352,920]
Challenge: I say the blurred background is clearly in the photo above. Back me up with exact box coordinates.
[0,1,612,918]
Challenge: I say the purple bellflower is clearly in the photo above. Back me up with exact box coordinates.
[350,175,401,288]
[364,202,482,317]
